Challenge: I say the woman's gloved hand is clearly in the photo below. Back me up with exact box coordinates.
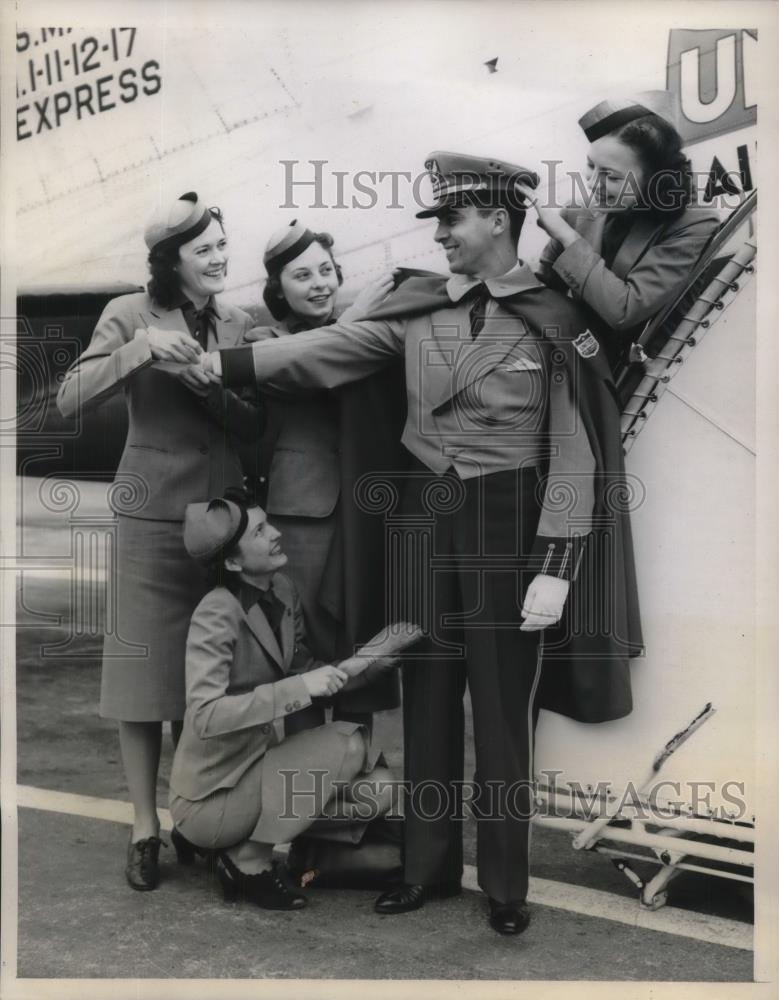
[339,270,399,322]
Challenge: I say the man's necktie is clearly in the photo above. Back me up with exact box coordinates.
[468,283,491,340]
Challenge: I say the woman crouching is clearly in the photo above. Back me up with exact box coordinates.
[169,491,414,909]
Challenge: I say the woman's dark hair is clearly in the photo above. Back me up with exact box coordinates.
[147,206,225,307]
[205,548,244,593]
[262,231,343,321]
[612,113,694,218]
[203,486,257,592]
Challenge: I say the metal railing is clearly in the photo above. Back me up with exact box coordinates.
[619,192,757,453]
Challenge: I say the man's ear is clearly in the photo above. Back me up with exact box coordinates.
[492,207,509,236]
[224,555,242,573]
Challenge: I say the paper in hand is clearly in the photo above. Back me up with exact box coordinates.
[359,622,424,658]
[338,622,424,678]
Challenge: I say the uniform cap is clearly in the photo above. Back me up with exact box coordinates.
[631,90,681,130]
[416,151,539,218]
[263,219,317,274]
[578,98,652,142]
[144,192,214,253]
[183,498,248,563]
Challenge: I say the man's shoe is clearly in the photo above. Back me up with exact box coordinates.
[125,834,164,891]
[374,880,461,914]
[488,898,531,935]
[216,854,307,911]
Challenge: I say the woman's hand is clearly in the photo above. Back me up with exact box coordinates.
[339,271,398,322]
[199,351,221,376]
[176,364,221,397]
[302,664,348,698]
[520,574,570,632]
[142,325,202,363]
[515,182,580,248]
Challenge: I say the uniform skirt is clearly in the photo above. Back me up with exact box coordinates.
[169,720,382,849]
[99,515,209,722]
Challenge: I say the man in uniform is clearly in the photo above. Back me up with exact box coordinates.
[194,152,641,936]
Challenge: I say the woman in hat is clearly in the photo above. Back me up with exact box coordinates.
[247,222,404,730]
[169,492,415,911]
[518,99,721,371]
[57,192,262,891]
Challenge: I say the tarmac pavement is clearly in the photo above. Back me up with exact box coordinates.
[13,807,752,982]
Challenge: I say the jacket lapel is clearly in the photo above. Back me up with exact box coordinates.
[270,574,296,666]
[136,302,191,336]
[212,302,243,349]
[431,313,532,412]
[611,214,665,278]
[136,299,242,348]
[244,603,284,669]
[279,598,295,664]
[575,211,607,254]
[574,208,667,278]
[416,308,460,411]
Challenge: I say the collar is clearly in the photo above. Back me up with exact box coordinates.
[173,293,224,320]
[239,578,275,614]
[280,312,338,335]
[446,260,544,304]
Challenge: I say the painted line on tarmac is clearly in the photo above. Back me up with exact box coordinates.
[17,784,155,827]
[16,783,753,952]
[526,875,752,953]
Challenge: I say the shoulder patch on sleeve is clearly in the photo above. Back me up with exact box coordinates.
[573,330,600,358]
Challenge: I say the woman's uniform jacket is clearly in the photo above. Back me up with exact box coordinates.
[56,290,262,520]
[255,318,341,523]
[536,205,721,370]
[249,318,405,714]
[168,572,386,803]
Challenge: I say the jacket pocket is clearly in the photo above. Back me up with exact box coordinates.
[266,447,339,518]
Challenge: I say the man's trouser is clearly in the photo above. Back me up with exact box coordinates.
[398,461,543,904]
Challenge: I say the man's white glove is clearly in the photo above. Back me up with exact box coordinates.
[520,574,570,632]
